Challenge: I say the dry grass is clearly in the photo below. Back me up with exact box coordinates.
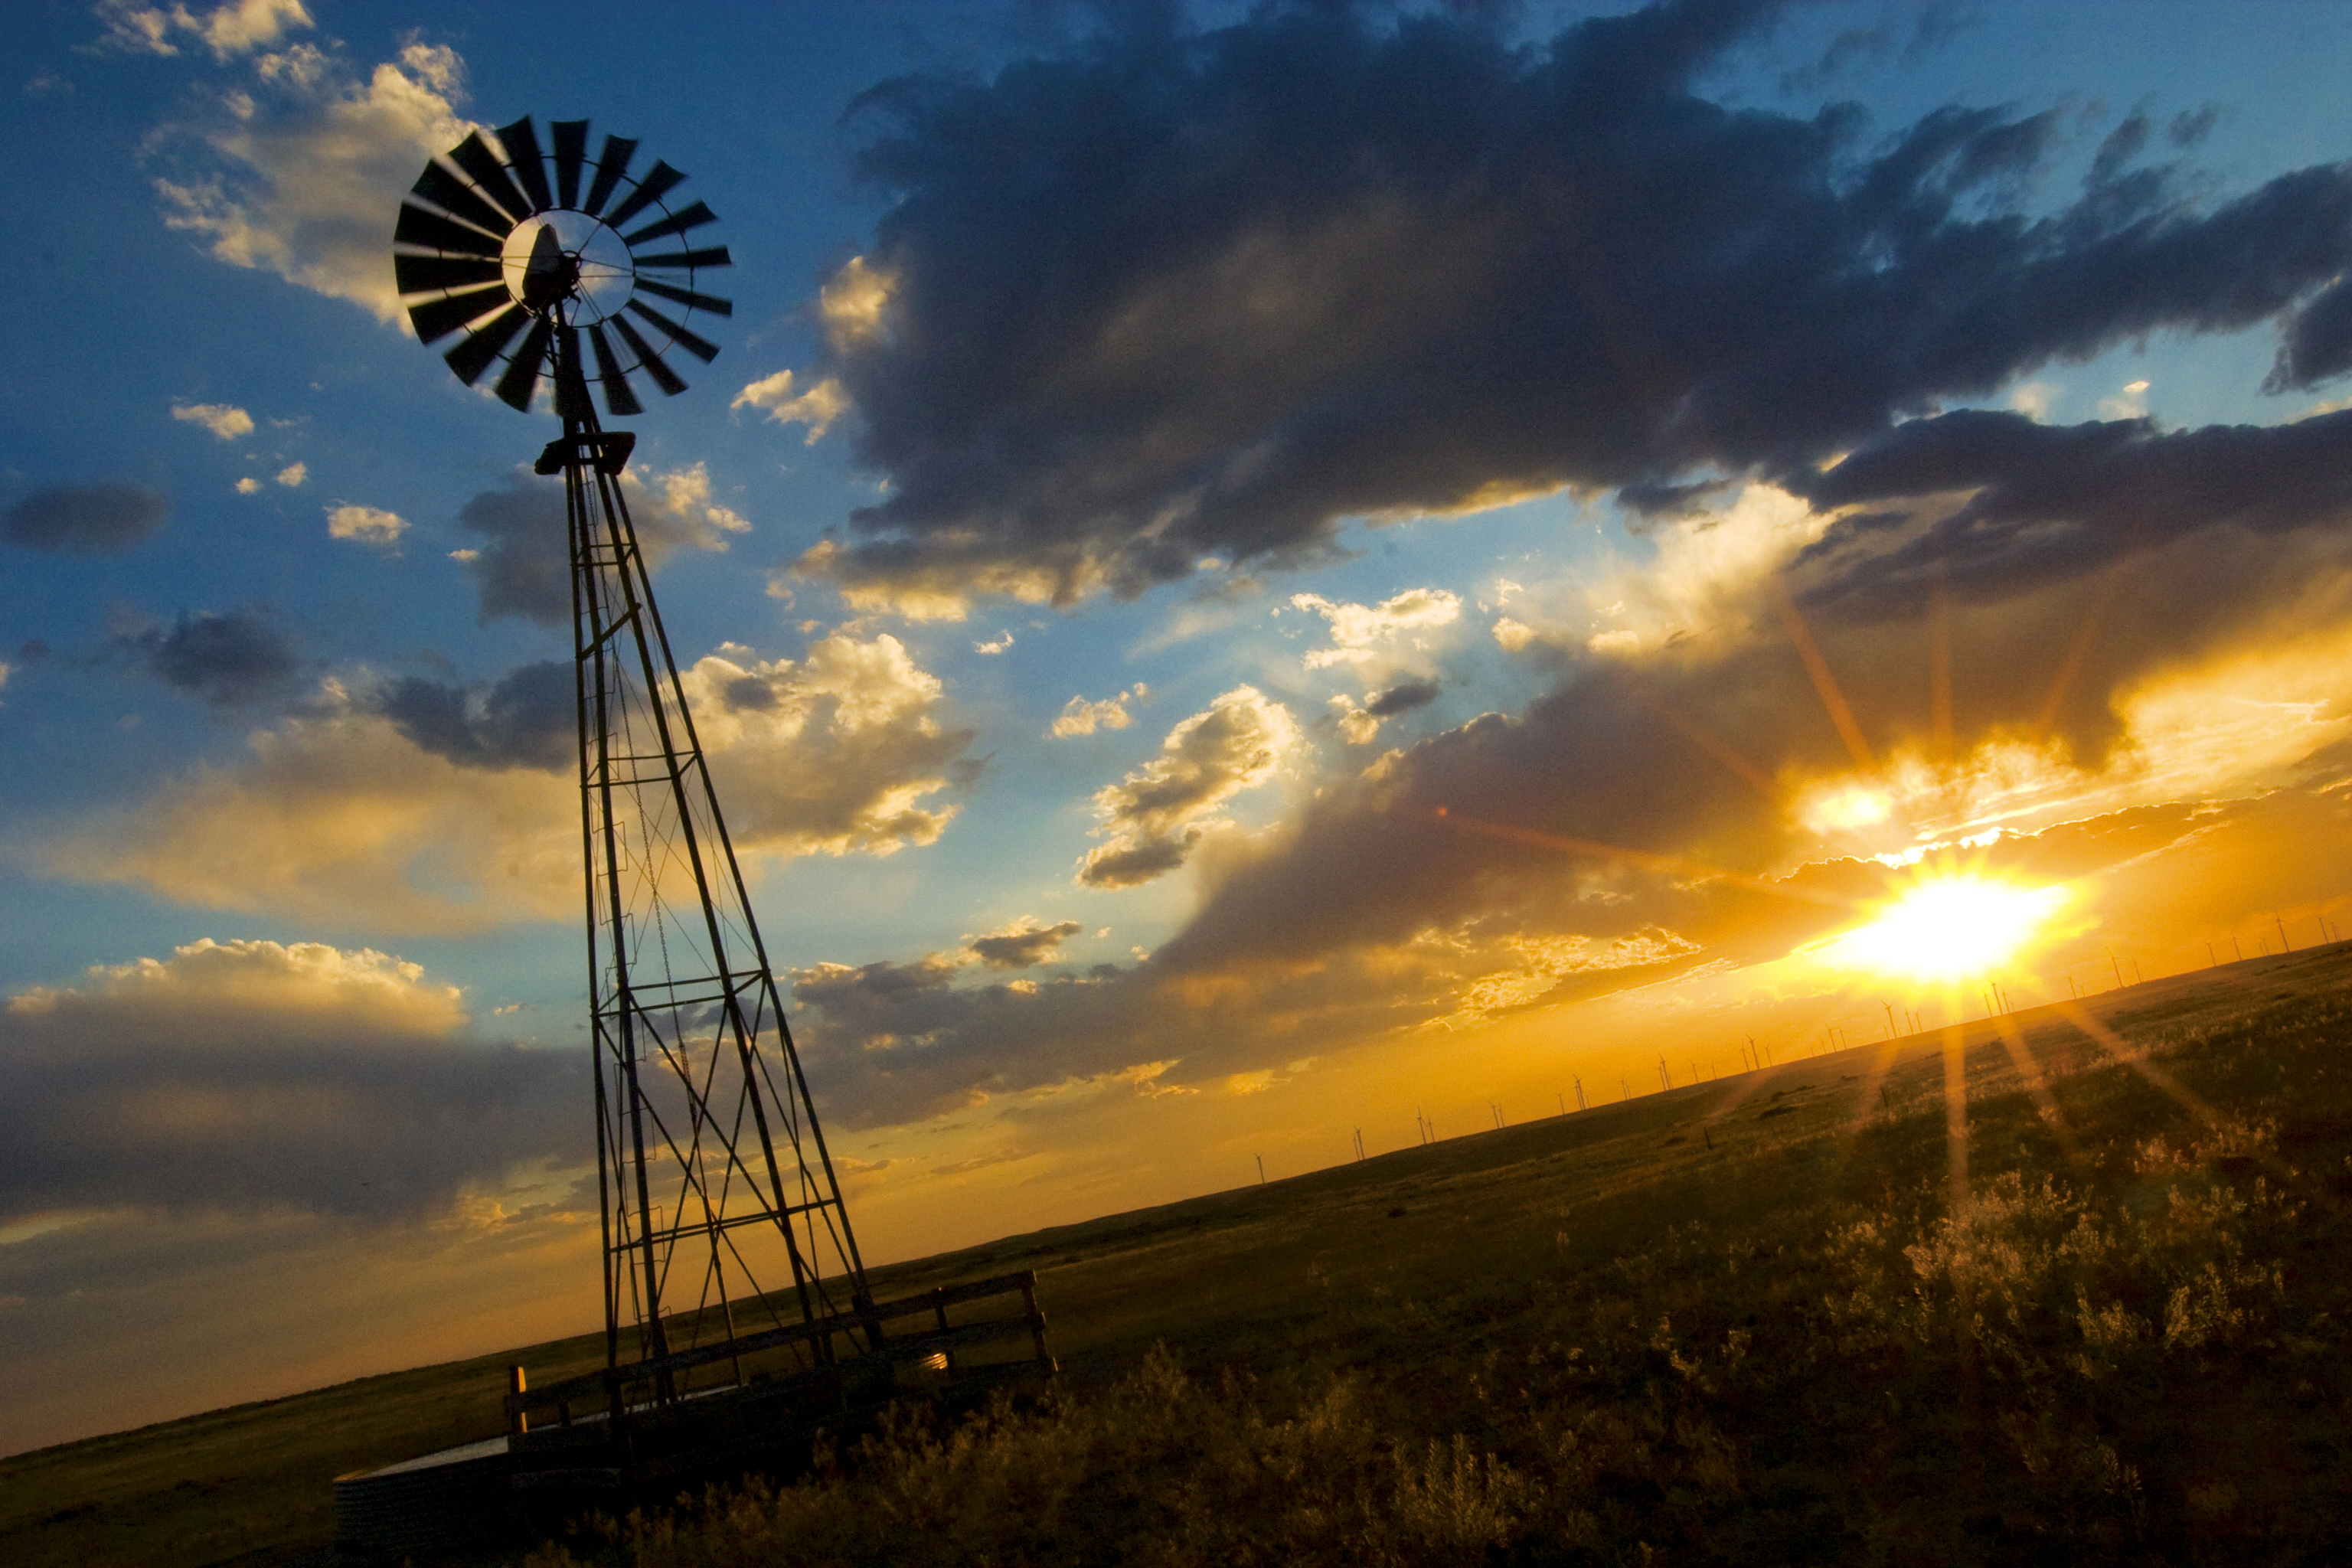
[527,949,2352,1566]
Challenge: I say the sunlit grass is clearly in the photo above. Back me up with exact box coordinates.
[519,951,2352,1568]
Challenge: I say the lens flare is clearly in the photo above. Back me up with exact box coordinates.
[1822,874,2066,982]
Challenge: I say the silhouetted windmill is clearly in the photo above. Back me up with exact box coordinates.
[394,118,873,1413]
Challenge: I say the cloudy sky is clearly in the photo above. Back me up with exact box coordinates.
[8,0,2352,1455]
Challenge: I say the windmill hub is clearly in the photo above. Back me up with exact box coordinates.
[506,212,629,320]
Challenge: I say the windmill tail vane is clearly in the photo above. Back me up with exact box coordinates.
[394,116,876,1410]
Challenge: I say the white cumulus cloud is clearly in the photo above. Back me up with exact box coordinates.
[1289,587,1460,668]
[172,400,254,440]
[732,369,850,443]
[44,632,979,932]
[1077,686,1297,888]
[1050,684,1146,738]
[325,503,404,548]
[636,460,750,545]
[0,934,580,1226]
[819,256,893,346]
[153,41,475,322]
[94,0,312,60]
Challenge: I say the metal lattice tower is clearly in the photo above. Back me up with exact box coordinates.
[393,117,871,1406]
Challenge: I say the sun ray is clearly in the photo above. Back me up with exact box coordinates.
[1940,1012,1969,1212]
[1991,1011,2086,1167]
[1770,575,1877,774]
[2030,563,2131,743]
[2046,997,2298,1182]
[1819,1034,1917,1184]
[1430,808,1857,909]
[1928,572,1953,765]
[1617,675,1781,802]
[1844,1037,1907,1128]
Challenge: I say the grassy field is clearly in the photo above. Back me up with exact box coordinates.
[7,945,2351,1565]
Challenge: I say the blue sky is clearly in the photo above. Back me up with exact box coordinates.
[7,0,2352,1454]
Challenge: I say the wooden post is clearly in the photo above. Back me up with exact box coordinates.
[508,1364,529,1437]
[1021,1274,1053,1370]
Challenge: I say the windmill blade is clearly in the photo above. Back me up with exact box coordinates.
[498,117,555,213]
[395,201,504,258]
[394,252,502,296]
[444,303,529,385]
[627,299,720,363]
[621,201,718,249]
[449,132,537,224]
[602,161,688,232]
[632,246,732,273]
[580,135,638,218]
[551,120,590,208]
[589,323,645,416]
[633,277,733,317]
[612,314,688,395]
[410,160,514,239]
[495,317,556,410]
[407,283,510,344]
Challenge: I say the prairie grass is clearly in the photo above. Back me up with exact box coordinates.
[525,952,2352,1566]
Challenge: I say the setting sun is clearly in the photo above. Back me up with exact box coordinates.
[1823,874,2068,982]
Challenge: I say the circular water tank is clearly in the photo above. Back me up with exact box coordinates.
[333,1434,517,1558]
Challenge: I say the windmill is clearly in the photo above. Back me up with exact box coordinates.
[332,116,1054,1549]
[394,117,873,1420]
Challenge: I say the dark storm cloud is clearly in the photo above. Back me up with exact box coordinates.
[786,783,2338,1130]
[968,919,1083,969]
[2269,276,2352,390]
[1157,516,2352,979]
[789,503,2352,1128]
[792,946,1462,1127]
[789,850,1883,1127]
[1364,678,1440,717]
[1777,1,1969,94]
[803,0,2352,605]
[377,661,574,771]
[1619,478,1734,521]
[5,483,168,554]
[123,607,299,707]
[1076,831,1197,890]
[453,468,752,624]
[455,479,568,626]
[1793,408,2352,616]
[0,942,581,1221]
[794,952,962,1011]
